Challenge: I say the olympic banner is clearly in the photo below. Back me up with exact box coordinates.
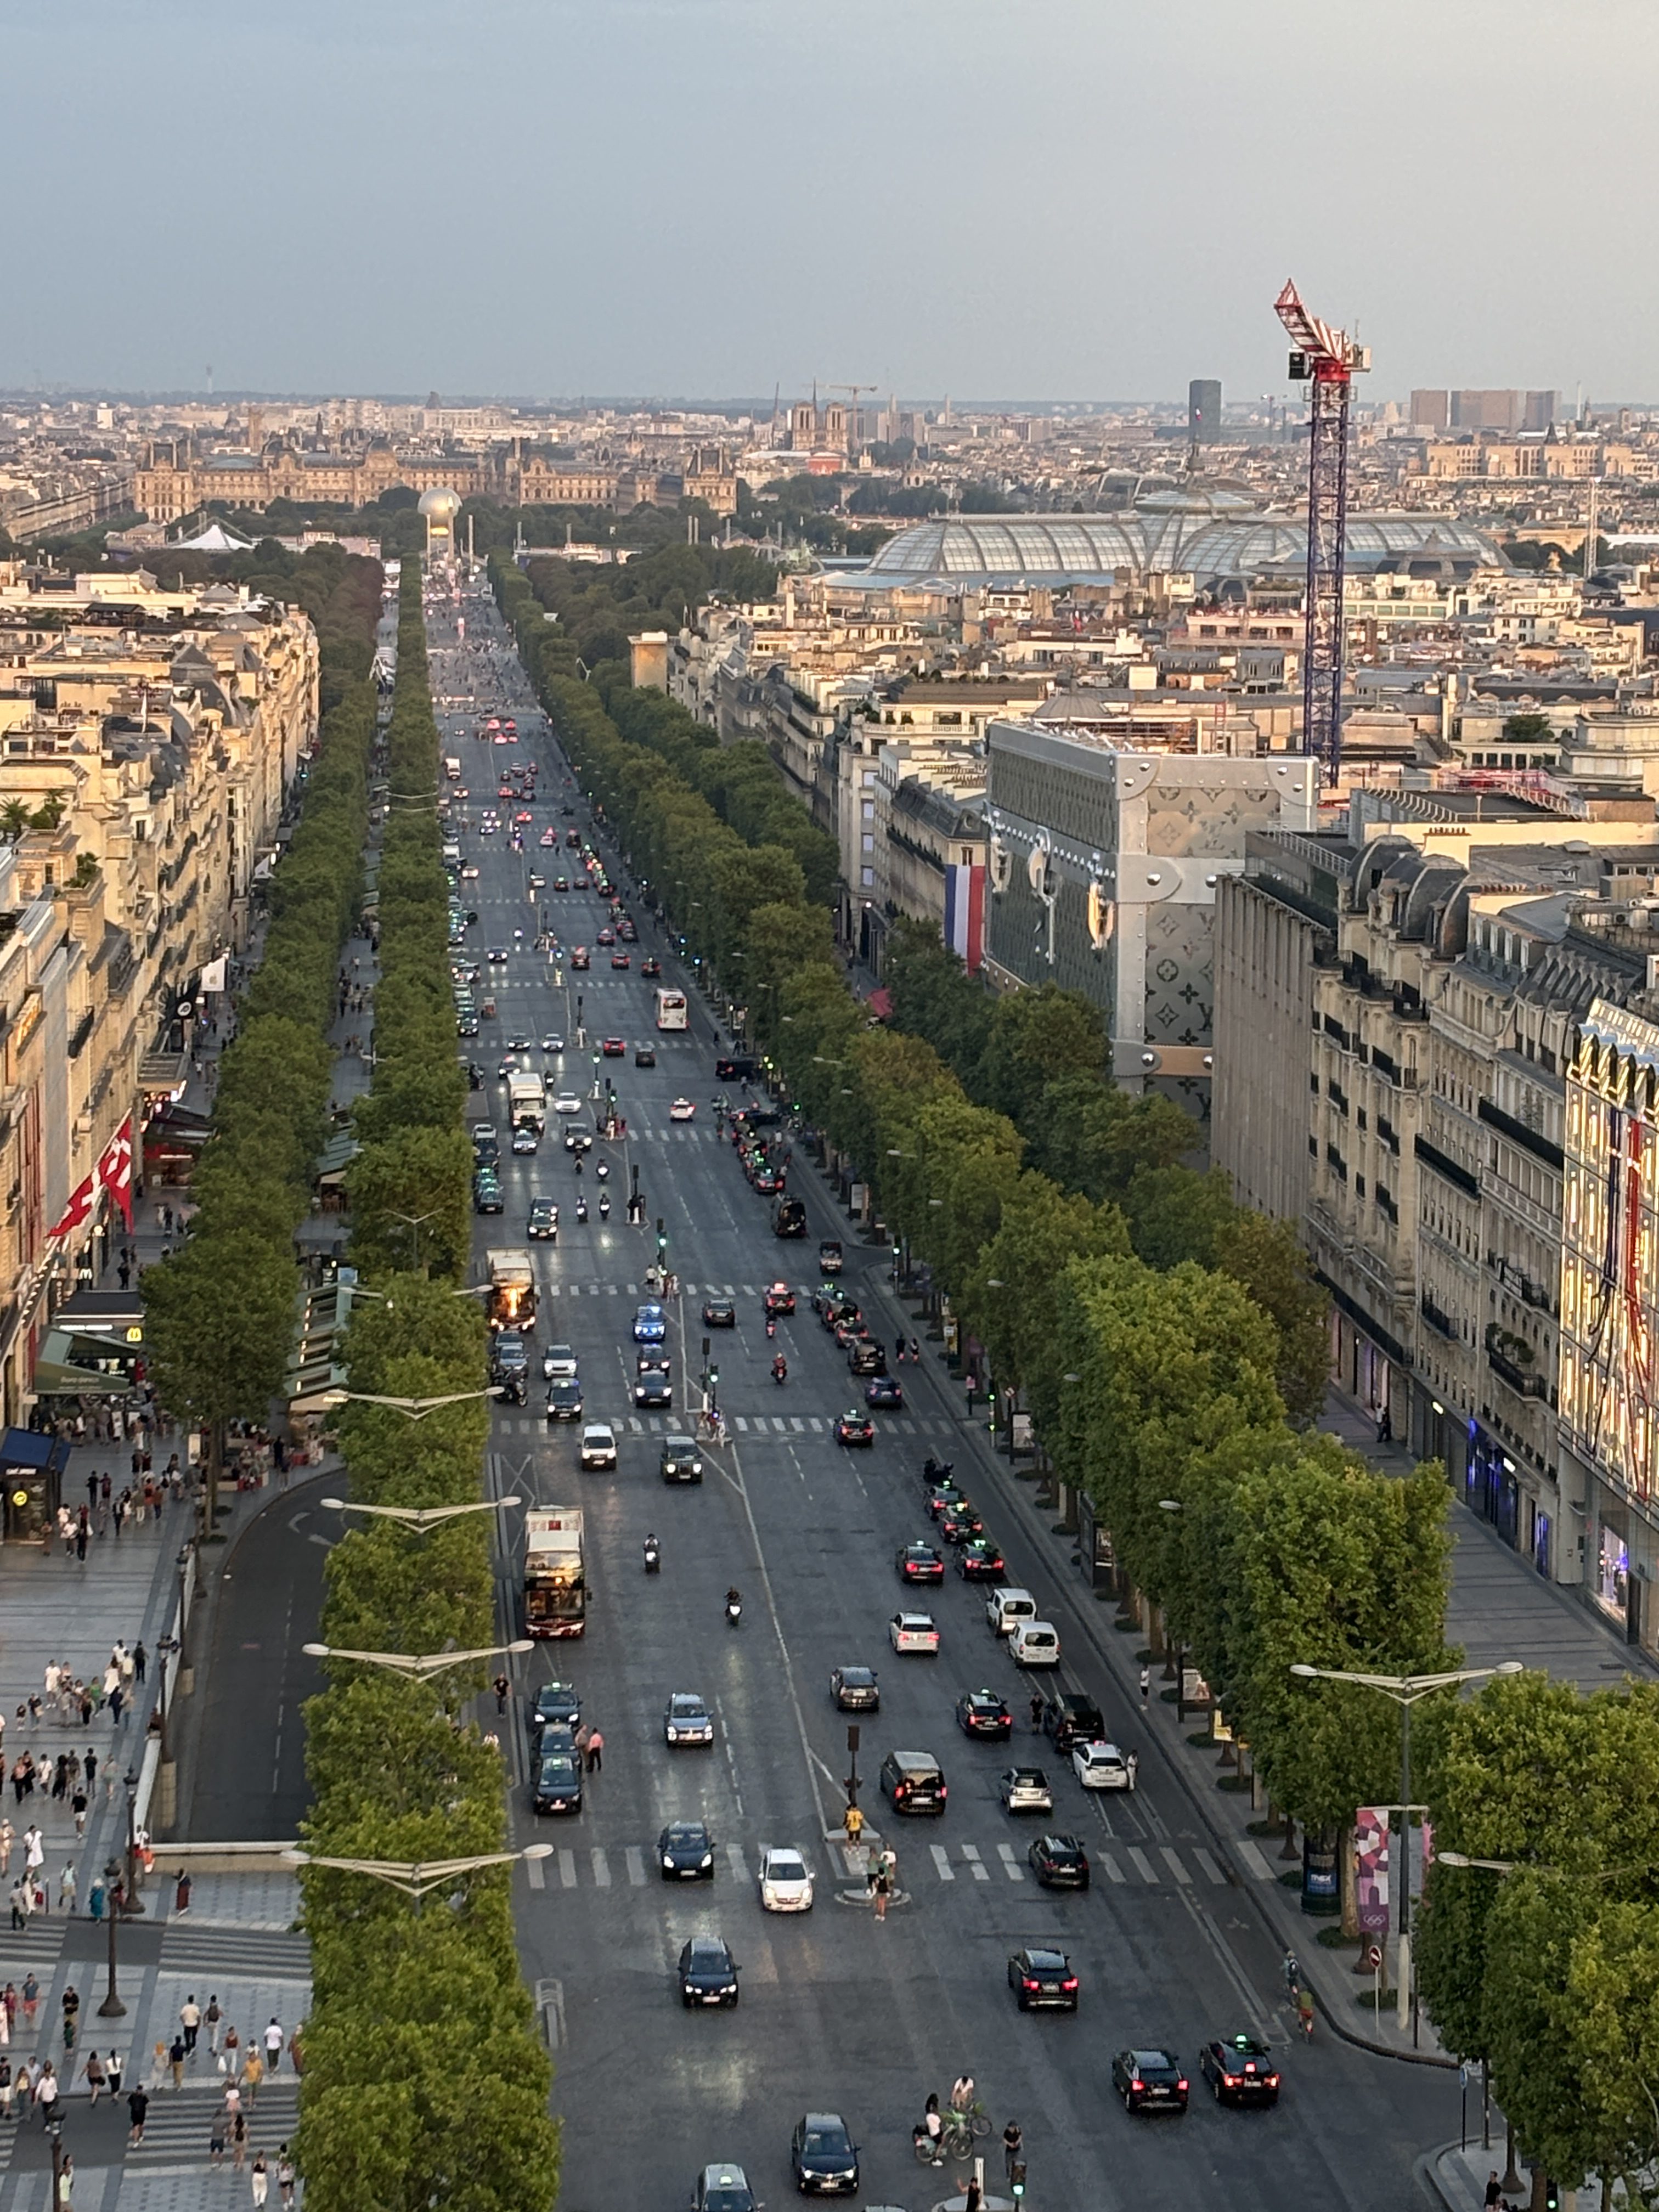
[944,862,985,975]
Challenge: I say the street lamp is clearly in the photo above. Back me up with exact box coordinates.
[302,1638,532,1679]
[283,1844,552,1901]
[1289,1660,1523,2025]
[386,1209,438,1270]
[122,1767,143,1917]
[320,1495,522,1535]
[318,1386,503,1421]
[96,1854,127,2016]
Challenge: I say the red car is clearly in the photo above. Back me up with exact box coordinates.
[763,1283,796,1316]
[641,957,662,978]
[597,928,615,947]
[602,1037,626,1057]
[611,952,630,969]
[571,948,590,970]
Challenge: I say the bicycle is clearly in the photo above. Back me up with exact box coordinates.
[1296,1989,1315,2042]
[915,2118,976,2164]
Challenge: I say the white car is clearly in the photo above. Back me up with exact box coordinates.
[542,1344,578,1380]
[669,1097,696,1122]
[758,1847,814,1912]
[664,1692,715,1746]
[1009,1619,1061,1668]
[579,1423,617,1471]
[552,1092,583,1116]
[889,1611,940,1655]
[541,1035,566,1053]
[460,864,479,879]
[1073,1740,1132,1790]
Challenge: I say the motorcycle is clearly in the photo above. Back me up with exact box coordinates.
[595,1160,609,1182]
[765,1315,776,1340]
[923,1455,955,1483]
[598,1193,611,1219]
[643,1536,661,1575]
[575,1196,589,1223]
[772,1355,788,1385]
[725,1592,743,1627]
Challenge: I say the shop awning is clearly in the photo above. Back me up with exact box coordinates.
[0,1428,71,1476]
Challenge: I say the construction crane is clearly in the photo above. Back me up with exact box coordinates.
[1275,280,1370,780]
[827,382,879,456]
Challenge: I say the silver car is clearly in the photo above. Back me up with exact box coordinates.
[998,1765,1054,1814]
[664,1692,714,1746]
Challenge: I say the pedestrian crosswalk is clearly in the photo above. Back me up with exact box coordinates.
[519,1832,1247,1894]
[159,1925,310,1980]
[123,2079,302,2172]
[498,1411,957,1438]
[531,1280,829,1298]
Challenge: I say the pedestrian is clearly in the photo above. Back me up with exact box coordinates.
[127,2086,149,2146]
[492,1672,509,1715]
[222,2023,239,2075]
[241,2049,263,2104]
[175,1871,192,1916]
[0,1816,9,1878]
[133,1644,146,1685]
[56,2153,73,2209]
[963,2179,983,2212]
[1029,1692,1044,1731]
[57,1864,75,1915]
[0,2056,10,2119]
[82,1748,95,1793]
[263,2016,284,2073]
[2,1983,14,2039]
[105,2049,122,2095]
[874,1856,891,1922]
[8,1880,27,1931]
[231,2108,247,2172]
[21,1973,38,2030]
[1002,2119,1023,2181]
[250,2153,269,2208]
[583,1727,603,1773]
[36,2063,59,2123]
[82,2050,105,2104]
[894,1336,906,1365]
[71,1786,87,1838]
[276,2146,296,2209]
[24,1825,43,1877]
[910,1337,920,1364]
[168,2034,185,2089]
[206,1995,222,2055]
[61,1987,79,2049]
[180,1995,201,2056]
[1126,1750,1139,1791]
[1485,2177,1503,2211]
[210,2117,227,2170]
[1139,1665,1150,1705]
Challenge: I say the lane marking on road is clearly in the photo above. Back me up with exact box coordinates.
[1236,1839,1275,1880]
[791,1418,805,1433]
[1128,1846,1158,1883]
[558,1850,577,1889]
[1194,1847,1227,1885]
[526,1851,546,1890]
[1101,1851,1126,1884]
[725,1843,749,1883]
[961,1844,990,1883]
[1160,1846,1192,1886]
[930,1844,954,1882]
[996,1844,1024,1881]
[590,1848,611,1888]
[624,1847,646,1887]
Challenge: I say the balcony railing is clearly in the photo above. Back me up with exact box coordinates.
[1486,1342,1546,1400]
[1421,1294,1458,1340]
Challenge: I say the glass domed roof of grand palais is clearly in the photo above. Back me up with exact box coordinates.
[856,482,1505,590]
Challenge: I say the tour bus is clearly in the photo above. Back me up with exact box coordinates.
[655,986,689,1032]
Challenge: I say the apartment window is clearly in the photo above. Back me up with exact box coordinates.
[862,801,876,822]
[861,834,874,854]
[860,867,874,888]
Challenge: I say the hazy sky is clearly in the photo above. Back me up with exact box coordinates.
[8,0,1657,404]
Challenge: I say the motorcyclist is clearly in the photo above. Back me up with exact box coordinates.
[725,1586,742,1615]
[772,1353,787,1383]
[765,1313,776,1339]
[599,1192,611,1218]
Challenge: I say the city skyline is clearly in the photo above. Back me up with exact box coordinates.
[10,0,1659,397]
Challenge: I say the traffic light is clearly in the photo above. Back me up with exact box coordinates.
[1544,2186,1559,2212]
[1009,2161,1026,2200]
[656,1216,667,1254]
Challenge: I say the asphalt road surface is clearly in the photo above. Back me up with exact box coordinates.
[425,573,1452,2212]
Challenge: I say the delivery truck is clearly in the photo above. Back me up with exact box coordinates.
[523,1508,585,1638]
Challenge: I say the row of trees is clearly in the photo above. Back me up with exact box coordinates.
[494,594,1455,1845]
[295,558,560,2210]
[145,548,384,1526]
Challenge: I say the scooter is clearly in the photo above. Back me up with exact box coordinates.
[923,1455,955,1483]
[575,1196,589,1223]
[643,1535,661,1574]
[595,1160,610,1182]
[725,1594,743,1627]
[772,1355,787,1385]
[598,1193,611,1220]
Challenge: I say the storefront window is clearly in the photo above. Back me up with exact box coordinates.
[1532,1510,1551,1580]
[1596,1523,1630,1620]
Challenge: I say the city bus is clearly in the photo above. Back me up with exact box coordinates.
[655,986,689,1032]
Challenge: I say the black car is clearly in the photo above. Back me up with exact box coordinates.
[702,1299,737,1328]
[635,1044,657,1066]
[1028,1833,1091,1890]
[956,1689,1013,1741]
[491,1333,531,1386]
[1043,1691,1107,1753]
[848,1339,887,1377]
[473,1136,501,1170]
[865,1375,904,1409]
[834,1409,874,1448]
[896,1542,944,1585]
[473,1171,504,1214]
[1199,2033,1280,2106]
[957,1538,1006,1582]
[634,1362,673,1409]
[527,1681,582,1740]
[659,1821,715,1880]
[660,1435,704,1483]
[774,1198,807,1238]
[1111,2047,1188,2114]
[678,1936,740,2009]
[531,1752,583,1815]
[818,1239,843,1274]
[545,1379,584,1423]
[1008,1946,1079,2011]
[528,1198,558,1241]
[830,1665,879,1712]
[715,1055,759,1082]
[789,2113,859,2196]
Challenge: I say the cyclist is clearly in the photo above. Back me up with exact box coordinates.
[1282,1947,1302,2002]
[1296,1985,1315,2040]
[950,2073,975,2115]
[915,2095,944,2167]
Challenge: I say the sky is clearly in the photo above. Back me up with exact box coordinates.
[7,0,1658,406]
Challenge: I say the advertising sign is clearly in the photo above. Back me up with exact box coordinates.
[1355,1805,1391,1936]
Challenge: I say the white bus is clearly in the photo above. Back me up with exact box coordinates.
[655,986,689,1032]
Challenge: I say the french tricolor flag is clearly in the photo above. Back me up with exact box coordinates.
[944,864,985,975]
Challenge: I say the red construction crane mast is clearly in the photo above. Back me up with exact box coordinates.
[1275,280,1370,781]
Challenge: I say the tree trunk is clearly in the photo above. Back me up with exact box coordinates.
[203,1417,224,1542]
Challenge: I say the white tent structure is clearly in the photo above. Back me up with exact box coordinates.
[171,520,256,554]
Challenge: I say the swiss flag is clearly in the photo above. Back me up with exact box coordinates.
[97,1116,134,1231]
[49,1167,97,1242]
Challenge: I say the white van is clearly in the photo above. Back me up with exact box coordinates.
[985,1585,1038,1638]
[1010,1620,1062,1668]
[444,756,462,781]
